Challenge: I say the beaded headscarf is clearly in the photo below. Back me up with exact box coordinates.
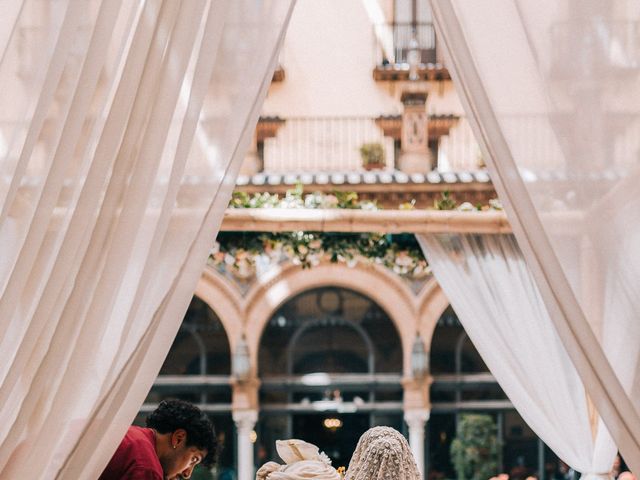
[345,427,420,480]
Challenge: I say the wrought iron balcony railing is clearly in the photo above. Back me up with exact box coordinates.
[373,21,437,65]
[372,22,449,80]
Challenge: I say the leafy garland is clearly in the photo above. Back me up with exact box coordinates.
[211,231,429,279]
[228,184,378,210]
[228,185,503,212]
[210,186,502,280]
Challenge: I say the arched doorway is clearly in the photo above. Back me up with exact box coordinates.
[257,287,404,469]
[428,306,554,480]
[141,296,235,479]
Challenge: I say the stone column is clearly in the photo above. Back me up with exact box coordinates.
[404,408,430,479]
[403,372,432,480]
[232,375,260,480]
[233,409,258,480]
[399,90,431,173]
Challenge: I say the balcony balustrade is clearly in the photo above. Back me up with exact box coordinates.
[374,21,437,65]
[262,116,395,172]
[372,22,449,80]
[258,116,483,174]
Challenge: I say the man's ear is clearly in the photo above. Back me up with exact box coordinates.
[171,429,187,448]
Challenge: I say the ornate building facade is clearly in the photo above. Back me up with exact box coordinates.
[139,1,554,479]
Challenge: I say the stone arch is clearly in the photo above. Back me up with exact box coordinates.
[416,278,451,349]
[195,267,244,352]
[243,261,419,376]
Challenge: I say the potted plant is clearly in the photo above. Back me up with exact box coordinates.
[450,414,500,480]
[359,142,386,170]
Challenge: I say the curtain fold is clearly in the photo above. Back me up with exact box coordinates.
[429,0,640,472]
[0,1,295,478]
[418,234,616,479]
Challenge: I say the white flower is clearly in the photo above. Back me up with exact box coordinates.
[394,253,413,267]
[457,201,475,211]
[489,198,503,210]
[304,193,324,208]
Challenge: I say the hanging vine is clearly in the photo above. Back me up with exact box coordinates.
[211,186,502,279]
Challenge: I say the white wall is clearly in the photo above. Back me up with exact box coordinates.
[262,0,401,117]
[258,0,480,172]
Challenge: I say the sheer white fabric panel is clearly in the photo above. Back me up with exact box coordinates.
[429,0,640,470]
[0,0,295,478]
[418,234,616,479]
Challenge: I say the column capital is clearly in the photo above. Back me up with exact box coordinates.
[233,409,258,431]
[404,408,431,428]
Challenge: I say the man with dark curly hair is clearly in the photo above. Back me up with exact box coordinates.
[99,399,217,480]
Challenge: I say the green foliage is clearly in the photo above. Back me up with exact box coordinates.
[334,190,365,209]
[229,185,377,210]
[359,142,386,167]
[221,186,503,279]
[230,184,502,213]
[211,231,429,278]
[434,190,457,210]
[450,414,500,480]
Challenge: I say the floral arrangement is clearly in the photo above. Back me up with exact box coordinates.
[229,185,502,212]
[212,186,502,280]
[229,184,378,210]
[210,231,429,279]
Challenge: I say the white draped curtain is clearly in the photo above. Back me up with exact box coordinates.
[430,0,640,472]
[0,1,294,478]
[418,234,616,479]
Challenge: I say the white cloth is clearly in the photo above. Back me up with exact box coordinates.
[256,439,341,480]
[429,0,640,471]
[345,427,421,480]
[0,1,294,478]
[418,234,616,479]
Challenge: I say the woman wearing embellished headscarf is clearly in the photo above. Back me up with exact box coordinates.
[345,426,421,480]
[256,439,341,480]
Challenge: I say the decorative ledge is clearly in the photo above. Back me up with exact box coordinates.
[220,209,511,234]
[373,63,451,81]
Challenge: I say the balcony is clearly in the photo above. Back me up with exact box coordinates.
[372,22,449,81]
[261,116,396,172]
[235,116,493,207]
[245,115,483,174]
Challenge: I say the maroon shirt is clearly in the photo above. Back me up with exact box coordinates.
[99,426,164,480]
